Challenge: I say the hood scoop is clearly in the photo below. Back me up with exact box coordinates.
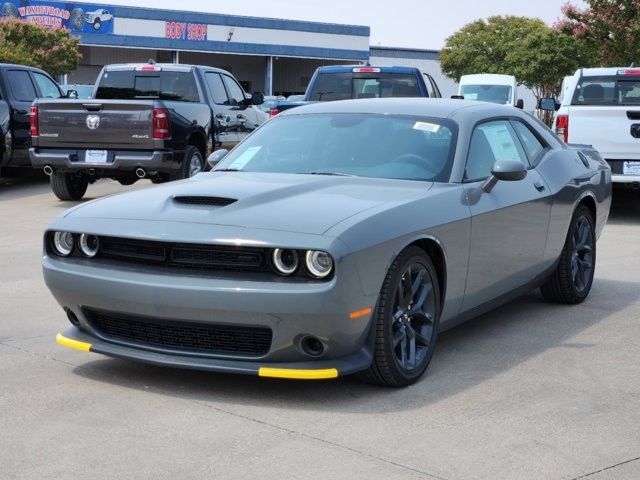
[173,196,237,207]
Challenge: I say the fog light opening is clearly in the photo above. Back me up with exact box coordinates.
[65,308,81,327]
[300,335,325,358]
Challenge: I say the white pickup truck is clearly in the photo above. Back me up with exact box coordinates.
[540,67,640,185]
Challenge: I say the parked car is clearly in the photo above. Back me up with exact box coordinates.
[540,67,640,186]
[49,98,611,387]
[0,63,68,176]
[30,62,265,200]
[269,65,442,116]
[59,84,94,99]
[458,74,524,109]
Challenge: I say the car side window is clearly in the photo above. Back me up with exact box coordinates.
[512,121,545,162]
[222,75,245,106]
[205,73,229,105]
[465,120,528,181]
[32,72,62,99]
[6,70,37,102]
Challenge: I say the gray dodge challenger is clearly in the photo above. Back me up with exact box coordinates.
[46,99,611,387]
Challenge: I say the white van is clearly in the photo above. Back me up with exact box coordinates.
[458,74,523,108]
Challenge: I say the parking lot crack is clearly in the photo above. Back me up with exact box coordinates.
[570,455,640,479]
[0,341,78,368]
[191,399,447,479]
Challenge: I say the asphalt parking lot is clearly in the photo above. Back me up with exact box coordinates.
[1,177,639,480]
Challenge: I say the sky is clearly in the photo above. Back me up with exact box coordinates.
[95,0,586,50]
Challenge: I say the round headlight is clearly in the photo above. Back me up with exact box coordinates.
[52,231,74,256]
[305,250,333,278]
[272,248,299,275]
[79,233,100,258]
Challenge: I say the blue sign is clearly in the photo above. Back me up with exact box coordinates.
[1,0,114,34]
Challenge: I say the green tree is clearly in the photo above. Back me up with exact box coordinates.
[440,16,592,101]
[556,0,640,66]
[0,18,81,76]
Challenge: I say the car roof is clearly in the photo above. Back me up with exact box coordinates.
[0,63,48,74]
[316,65,419,74]
[575,67,636,77]
[280,97,515,119]
[103,63,230,74]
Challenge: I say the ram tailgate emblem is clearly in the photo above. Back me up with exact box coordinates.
[86,115,100,130]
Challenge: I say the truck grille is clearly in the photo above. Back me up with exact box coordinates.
[85,309,272,356]
[99,236,268,272]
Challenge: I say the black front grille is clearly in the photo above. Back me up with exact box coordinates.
[98,237,269,272]
[173,196,237,206]
[85,309,272,356]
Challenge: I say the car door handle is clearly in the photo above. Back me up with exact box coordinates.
[534,181,545,192]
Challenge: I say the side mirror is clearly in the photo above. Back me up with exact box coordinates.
[482,160,528,192]
[538,97,559,112]
[251,91,264,105]
[207,149,228,169]
[66,89,78,99]
[516,99,524,109]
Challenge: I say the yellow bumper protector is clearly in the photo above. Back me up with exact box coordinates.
[55,333,92,352]
[258,367,338,380]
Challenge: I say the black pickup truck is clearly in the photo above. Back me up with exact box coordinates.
[0,63,68,176]
[30,62,265,200]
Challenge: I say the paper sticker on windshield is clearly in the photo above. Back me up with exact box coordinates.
[413,122,440,133]
[229,146,261,169]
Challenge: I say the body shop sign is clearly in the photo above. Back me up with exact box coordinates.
[165,21,207,41]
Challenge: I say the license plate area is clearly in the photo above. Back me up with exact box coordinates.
[85,150,108,163]
[623,161,640,175]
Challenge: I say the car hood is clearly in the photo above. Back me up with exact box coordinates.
[67,172,433,235]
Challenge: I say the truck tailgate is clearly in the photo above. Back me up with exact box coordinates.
[568,106,640,160]
[36,99,155,150]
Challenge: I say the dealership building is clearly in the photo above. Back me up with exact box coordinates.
[1,0,459,96]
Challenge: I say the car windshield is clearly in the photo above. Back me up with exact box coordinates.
[460,84,512,104]
[214,113,456,182]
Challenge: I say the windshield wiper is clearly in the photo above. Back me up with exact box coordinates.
[213,168,243,172]
[304,171,355,177]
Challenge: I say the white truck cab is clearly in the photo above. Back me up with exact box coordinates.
[540,67,640,185]
[458,74,523,108]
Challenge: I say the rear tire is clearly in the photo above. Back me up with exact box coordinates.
[541,205,596,304]
[358,246,441,387]
[50,172,88,201]
[172,146,203,181]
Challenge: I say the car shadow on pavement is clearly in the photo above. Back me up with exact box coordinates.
[71,277,638,413]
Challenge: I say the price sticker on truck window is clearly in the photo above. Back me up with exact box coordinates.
[228,146,261,170]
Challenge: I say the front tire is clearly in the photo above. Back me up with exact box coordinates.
[541,205,596,304]
[358,247,441,387]
[50,172,88,201]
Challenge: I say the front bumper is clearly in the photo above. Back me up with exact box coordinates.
[44,251,377,378]
[56,329,372,379]
[29,148,182,174]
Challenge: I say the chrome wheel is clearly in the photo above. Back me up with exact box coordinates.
[571,215,594,294]
[391,262,436,371]
[189,154,203,177]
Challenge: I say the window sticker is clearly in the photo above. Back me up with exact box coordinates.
[228,146,261,170]
[482,124,520,161]
[413,121,440,133]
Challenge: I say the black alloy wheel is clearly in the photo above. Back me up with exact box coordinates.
[358,246,440,387]
[541,205,596,304]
